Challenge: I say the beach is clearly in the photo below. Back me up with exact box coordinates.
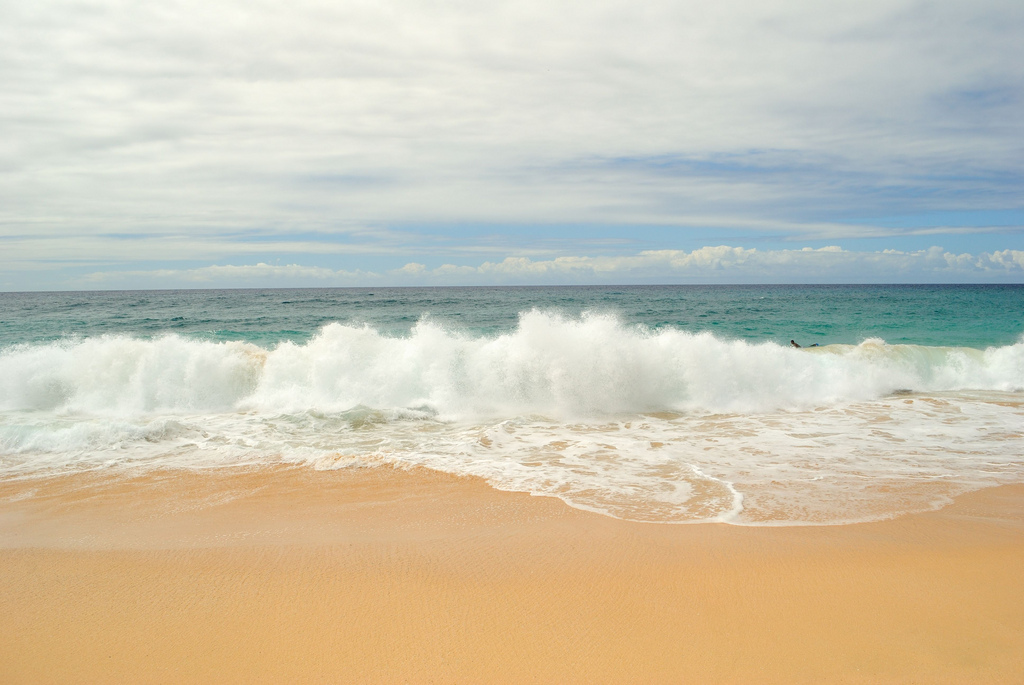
[3,286,1024,682]
[2,465,1023,684]
[4,0,1023,670]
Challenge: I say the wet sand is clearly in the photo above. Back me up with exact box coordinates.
[1,466,1023,684]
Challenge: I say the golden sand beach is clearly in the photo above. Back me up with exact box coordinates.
[1,466,1023,684]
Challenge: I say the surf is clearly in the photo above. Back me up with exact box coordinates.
[1,311,1021,419]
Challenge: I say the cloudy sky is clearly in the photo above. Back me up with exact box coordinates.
[2,0,1022,289]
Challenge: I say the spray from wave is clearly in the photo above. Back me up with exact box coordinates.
[2,311,1022,419]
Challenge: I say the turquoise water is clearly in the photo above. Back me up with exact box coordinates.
[2,284,1022,348]
[1,285,1023,525]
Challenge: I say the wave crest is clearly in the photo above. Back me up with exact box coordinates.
[1,311,1021,418]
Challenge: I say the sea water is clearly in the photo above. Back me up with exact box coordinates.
[1,285,1022,524]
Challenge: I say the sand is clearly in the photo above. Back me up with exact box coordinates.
[1,465,1023,684]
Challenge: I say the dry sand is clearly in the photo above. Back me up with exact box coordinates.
[1,465,1023,684]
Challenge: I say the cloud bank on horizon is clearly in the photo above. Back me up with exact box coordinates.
[82,246,1024,288]
[1,0,1022,289]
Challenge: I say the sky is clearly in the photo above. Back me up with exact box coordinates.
[1,0,1023,289]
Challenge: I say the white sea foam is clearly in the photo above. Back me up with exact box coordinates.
[2,312,1022,417]
[2,312,1023,524]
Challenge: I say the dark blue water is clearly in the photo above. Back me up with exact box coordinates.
[1,285,1022,349]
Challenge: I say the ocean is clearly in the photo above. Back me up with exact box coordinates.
[2,285,1022,525]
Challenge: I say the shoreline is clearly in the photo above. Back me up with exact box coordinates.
[2,465,1023,683]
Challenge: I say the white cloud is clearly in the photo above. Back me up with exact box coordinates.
[74,246,1024,289]
[396,245,1024,283]
[83,262,375,287]
[1,0,1021,239]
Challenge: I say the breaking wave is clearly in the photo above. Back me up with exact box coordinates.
[2,310,1022,419]
[3,311,1024,524]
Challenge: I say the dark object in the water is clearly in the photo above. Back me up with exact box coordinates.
[790,340,801,348]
